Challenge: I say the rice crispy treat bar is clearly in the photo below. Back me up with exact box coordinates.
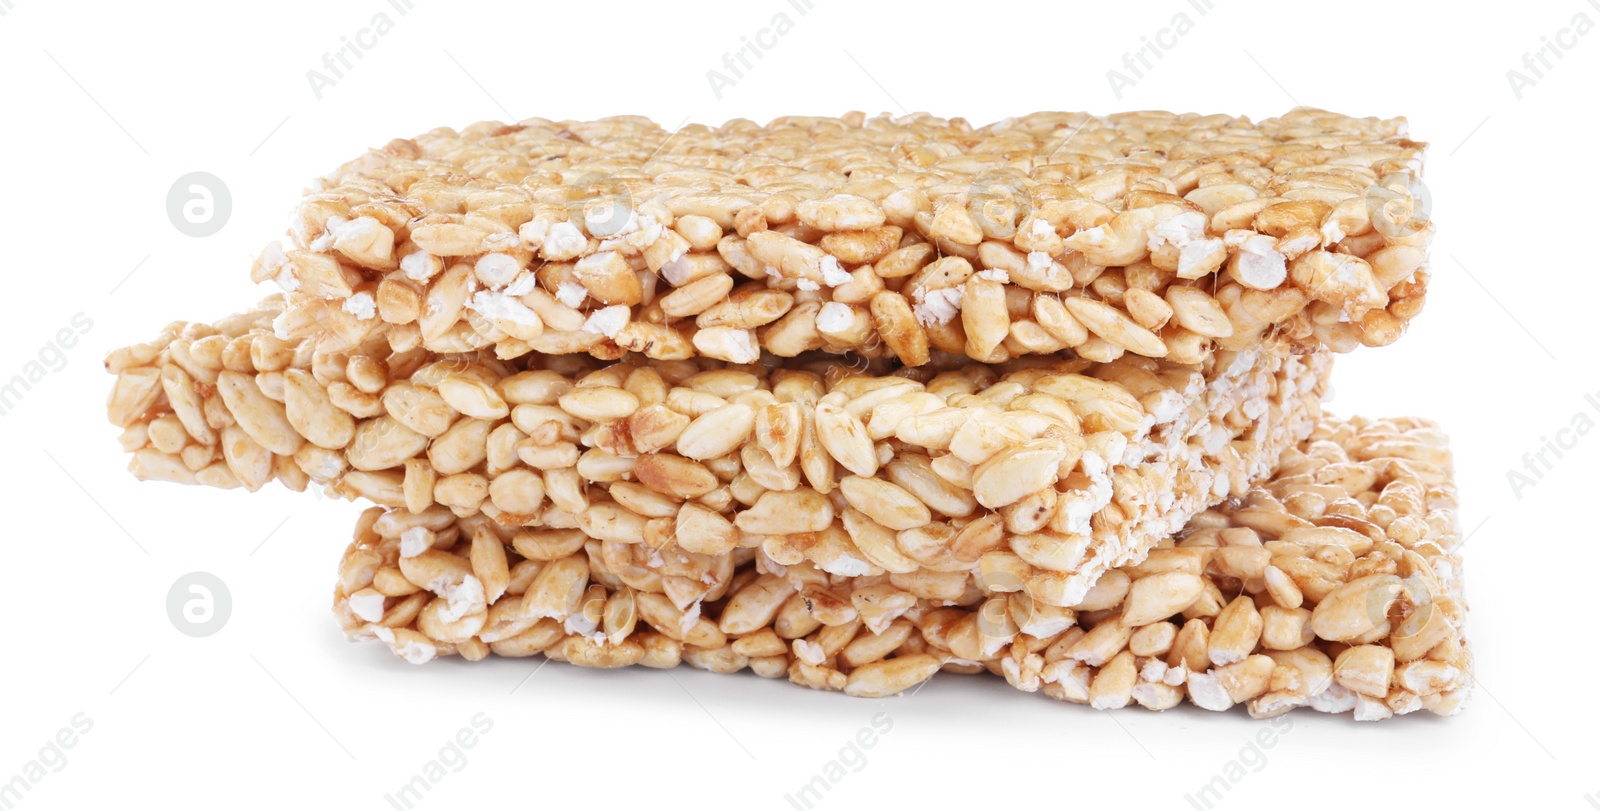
[332,415,1468,720]
[106,297,1328,606]
[253,108,1431,366]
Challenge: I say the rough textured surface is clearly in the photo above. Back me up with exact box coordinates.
[252,109,1431,365]
[332,415,1468,719]
[107,296,1327,606]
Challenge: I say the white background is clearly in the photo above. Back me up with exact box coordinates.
[1,0,1596,808]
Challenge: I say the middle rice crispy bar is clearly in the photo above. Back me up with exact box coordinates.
[106,298,1328,607]
[331,415,1469,720]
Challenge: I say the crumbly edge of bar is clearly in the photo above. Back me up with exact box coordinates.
[758,342,1329,604]
[331,415,1468,720]
[256,107,1431,368]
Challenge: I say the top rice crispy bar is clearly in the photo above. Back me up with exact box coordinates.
[253,108,1432,367]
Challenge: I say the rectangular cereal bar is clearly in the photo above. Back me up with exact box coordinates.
[106,296,1328,607]
[332,415,1468,720]
[254,109,1430,367]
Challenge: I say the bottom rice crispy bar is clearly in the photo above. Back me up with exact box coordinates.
[332,415,1469,720]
